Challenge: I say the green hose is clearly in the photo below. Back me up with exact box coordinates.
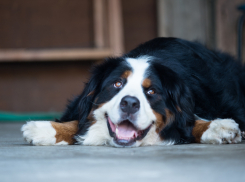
[0,111,62,122]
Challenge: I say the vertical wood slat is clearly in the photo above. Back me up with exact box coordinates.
[157,0,215,49]
[215,0,245,61]
[108,0,124,56]
[0,0,125,61]
[93,0,105,48]
[157,0,166,37]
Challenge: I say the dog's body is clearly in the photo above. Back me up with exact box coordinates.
[22,38,245,147]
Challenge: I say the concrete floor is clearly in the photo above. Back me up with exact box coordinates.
[0,123,245,182]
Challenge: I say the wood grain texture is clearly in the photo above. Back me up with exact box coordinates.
[216,0,245,62]
[0,48,111,61]
[122,0,157,52]
[94,0,106,48]
[108,0,124,56]
[0,0,93,49]
[157,0,215,48]
[0,0,158,112]
[0,61,92,112]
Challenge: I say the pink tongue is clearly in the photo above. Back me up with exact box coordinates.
[117,121,138,139]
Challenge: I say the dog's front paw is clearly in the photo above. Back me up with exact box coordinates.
[201,119,242,144]
[21,121,57,146]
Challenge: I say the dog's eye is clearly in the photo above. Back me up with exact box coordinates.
[147,89,155,95]
[114,81,123,88]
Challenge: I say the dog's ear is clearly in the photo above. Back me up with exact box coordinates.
[60,58,123,133]
[153,63,195,144]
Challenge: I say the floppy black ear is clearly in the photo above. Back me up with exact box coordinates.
[60,58,123,134]
[153,63,195,144]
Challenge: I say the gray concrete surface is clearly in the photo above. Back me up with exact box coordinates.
[0,122,245,182]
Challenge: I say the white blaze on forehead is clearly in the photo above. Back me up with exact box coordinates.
[117,58,150,99]
[125,57,150,95]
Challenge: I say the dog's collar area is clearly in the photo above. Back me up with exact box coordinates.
[106,113,152,147]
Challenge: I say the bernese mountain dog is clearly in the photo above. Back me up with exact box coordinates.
[22,37,245,147]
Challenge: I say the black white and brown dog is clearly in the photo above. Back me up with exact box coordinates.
[22,38,245,147]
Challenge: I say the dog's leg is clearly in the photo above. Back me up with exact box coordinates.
[21,120,78,146]
[192,119,242,144]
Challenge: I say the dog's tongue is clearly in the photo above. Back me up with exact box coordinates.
[116,121,138,139]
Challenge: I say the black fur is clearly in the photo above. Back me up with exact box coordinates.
[60,58,124,134]
[151,63,195,143]
[60,37,245,144]
[125,38,245,131]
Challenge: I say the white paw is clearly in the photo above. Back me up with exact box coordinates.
[21,121,57,146]
[201,119,242,144]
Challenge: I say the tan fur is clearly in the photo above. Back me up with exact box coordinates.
[176,106,181,112]
[154,109,174,134]
[121,70,132,78]
[87,91,95,96]
[51,120,79,144]
[142,78,151,88]
[87,110,95,121]
[87,103,106,124]
[192,120,211,143]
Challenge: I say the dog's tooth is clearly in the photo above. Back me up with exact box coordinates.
[116,128,118,136]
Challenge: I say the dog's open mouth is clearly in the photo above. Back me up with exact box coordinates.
[106,115,152,147]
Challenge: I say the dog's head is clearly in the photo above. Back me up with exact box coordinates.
[75,56,195,147]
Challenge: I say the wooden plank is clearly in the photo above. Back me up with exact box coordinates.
[0,61,92,112]
[122,0,157,52]
[93,0,106,48]
[108,0,124,56]
[0,48,112,62]
[216,0,245,61]
[157,0,215,48]
[0,0,93,49]
[157,0,167,37]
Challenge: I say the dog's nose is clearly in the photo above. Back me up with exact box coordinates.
[120,96,140,114]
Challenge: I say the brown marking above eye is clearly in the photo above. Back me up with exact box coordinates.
[114,81,123,88]
[121,70,132,78]
[142,78,151,88]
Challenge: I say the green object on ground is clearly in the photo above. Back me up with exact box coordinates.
[0,111,62,122]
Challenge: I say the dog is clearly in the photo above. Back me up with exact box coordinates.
[21,37,245,147]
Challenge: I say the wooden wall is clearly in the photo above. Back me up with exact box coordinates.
[122,0,157,52]
[0,62,92,112]
[216,0,245,61]
[0,0,157,112]
[157,0,215,49]
[3,0,243,113]
[0,0,94,49]
[157,0,245,62]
